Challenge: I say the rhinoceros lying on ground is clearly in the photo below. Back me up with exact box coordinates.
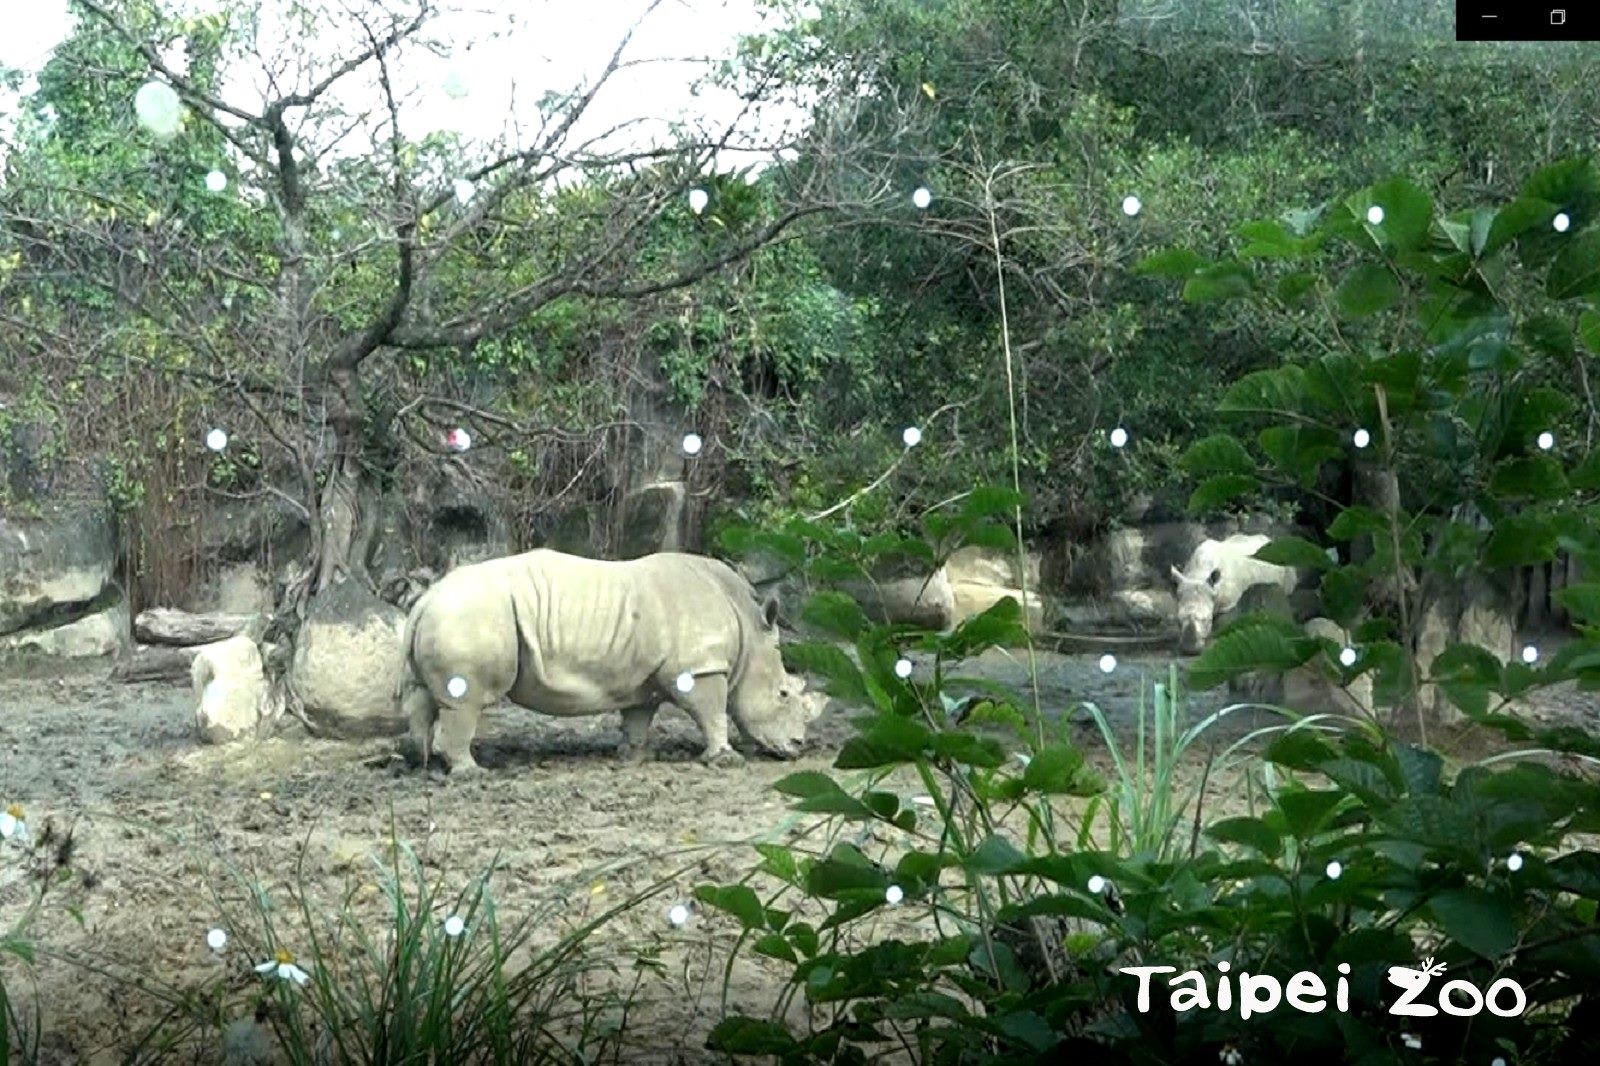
[1171,534,1299,655]
[398,549,825,773]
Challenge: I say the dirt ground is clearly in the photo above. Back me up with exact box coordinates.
[0,647,1593,1063]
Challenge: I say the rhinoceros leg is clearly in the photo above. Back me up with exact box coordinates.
[435,698,486,776]
[668,672,743,768]
[402,681,437,768]
[618,704,658,763]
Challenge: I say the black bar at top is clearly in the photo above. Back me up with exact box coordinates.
[1457,2,1599,40]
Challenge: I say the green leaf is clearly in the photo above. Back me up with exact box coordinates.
[1481,197,1558,257]
[1180,433,1255,477]
[1187,619,1307,690]
[1021,744,1102,796]
[1183,262,1255,303]
[1236,219,1306,259]
[968,833,1027,874]
[783,641,868,703]
[1277,789,1345,839]
[1484,513,1558,568]
[1428,888,1516,959]
[1134,247,1204,277]
[1206,816,1283,858]
[1254,535,1335,571]
[707,1017,800,1055]
[1547,228,1600,299]
[1258,425,1343,484]
[1335,263,1402,317]
[835,714,933,769]
[693,884,768,931]
[1187,474,1259,516]
[1580,310,1600,353]
[941,596,1027,658]
[1555,583,1600,624]
[1365,177,1435,252]
[801,591,869,640]
[1488,457,1569,501]
[1219,366,1307,414]
[1327,506,1390,541]
[1319,566,1365,627]
[928,730,1007,768]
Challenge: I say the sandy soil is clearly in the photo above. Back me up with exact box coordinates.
[0,648,1591,1063]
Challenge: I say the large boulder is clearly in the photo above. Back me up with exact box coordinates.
[616,480,686,559]
[192,634,280,744]
[1416,571,1519,724]
[0,594,128,659]
[1,503,116,636]
[947,546,1046,631]
[843,567,957,630]
[289,578,407,737]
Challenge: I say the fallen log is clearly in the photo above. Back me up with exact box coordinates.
[111,644,200,683]
[134,608,256,647]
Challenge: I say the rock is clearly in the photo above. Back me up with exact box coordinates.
[843,567,956,630]
[1415,571,1519,724]
[289,578,407,737]
[951,582,1045,632]
[1055,588,1176,632]
[616,481,686,559]
[213,564,272,615]
[0,503,116,636]
[1282,617,1374,715]
[199,497,309,565]
[192,635,278,744]
[945,546,1040,591]
[0,593,127,659]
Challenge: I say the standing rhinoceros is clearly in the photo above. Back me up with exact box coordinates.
[1170,534,1299,655]
[397,549,824,773]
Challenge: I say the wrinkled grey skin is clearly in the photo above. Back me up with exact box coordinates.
[397,549,824,774]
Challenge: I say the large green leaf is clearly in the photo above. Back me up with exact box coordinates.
[1255,535,1335,571]
[1218,366,1308,414]
[1258,425,1343,484]
[1489,456,1569,501]
[1187,619,1307,690]
[1555,583,1600,624]
[1134,246,1205,277]
[1206,816,1283,858]
[801,591,869,640]
[1180,433,1255,476]
[1187,474,1259,515]
[1182,262,1254,303]
[1428,888,1517,959]
[1335,263,1402,317]
[1546,229,1600,299]
[1364,177,1435,252]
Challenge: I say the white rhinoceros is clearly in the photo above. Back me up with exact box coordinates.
[1170,533,1299,655]
[398,549,824,773]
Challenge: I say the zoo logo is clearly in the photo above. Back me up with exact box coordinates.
[1120,954,1527,1020]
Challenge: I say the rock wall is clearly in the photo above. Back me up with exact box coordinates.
[0,503,128,660]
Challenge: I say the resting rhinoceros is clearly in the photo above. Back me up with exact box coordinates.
[397,549,824,773]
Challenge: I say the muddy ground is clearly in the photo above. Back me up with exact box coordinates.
[0,648,1592,1063]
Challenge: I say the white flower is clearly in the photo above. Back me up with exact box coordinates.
[206,927,227,952]
[0,804,27,845]
[256,949,311,986]
[443,914,466,938]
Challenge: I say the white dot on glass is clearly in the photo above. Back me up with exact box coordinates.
[447,428,471,453]
[205,428,228,452]
[688,188,709,215]
[1352,428,1371,449]
[681,433,703,456]
[1087,875,1106,894]
[1098,654,1116,674]
[894,658,913,679]
[443,914,465,938]
[134,80,181,138]
[1537,431,1555,451]
[675,672,695,693]
[668,903,690,926]
[1339,646,1357,667]
[1366,205,1384,225]
[206,927,227,952]
[1121,195,1141,217]
[204,170,227,193]
[911,186,932,209]
[446,676,468,699]
[884,884,904,905]
[452,179,475,206]
[1553,212,1571,233]
[1109,426,1129,449]
[1507,852,1524,872]
[1325,860,1342,880]
[1521,644,1539,665]
[902,426,922,448]
[331,228,342,241]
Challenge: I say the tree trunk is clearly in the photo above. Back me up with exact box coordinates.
[134,608,257,646]
[112,644,201,683]
[313,365,369,593]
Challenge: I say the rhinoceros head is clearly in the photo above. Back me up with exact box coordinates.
[732,599,826,758]
[1171,564,1221,656]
